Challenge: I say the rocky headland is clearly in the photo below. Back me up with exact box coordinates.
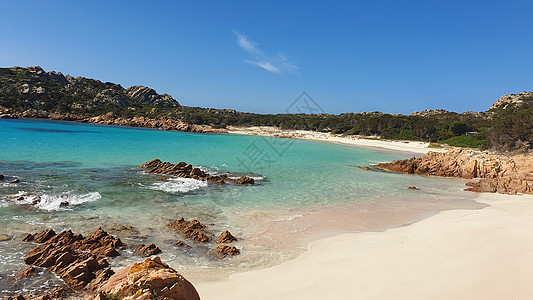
[376,148,533,195]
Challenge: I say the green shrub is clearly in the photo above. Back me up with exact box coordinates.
[441,135,489,149]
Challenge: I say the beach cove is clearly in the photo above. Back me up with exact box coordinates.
[0,118,490,298]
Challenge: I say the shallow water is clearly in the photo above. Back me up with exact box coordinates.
[0,118,483,295]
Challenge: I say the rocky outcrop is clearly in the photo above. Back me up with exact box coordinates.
[216,230,237,244]
[22,228,123,292]
[167,218,211,243]
[376,148,533,195]
[490,91,533,110]
[138,158,254,185]
[0,66,179,111]
[92,89,131,108]
[17,228,200,299]
[409,109,449,117]
[98,256,200,300]
[126,85,179,108]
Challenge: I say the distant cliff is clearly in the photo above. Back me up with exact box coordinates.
[0,66,179,114]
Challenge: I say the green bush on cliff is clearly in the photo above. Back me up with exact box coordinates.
[442,135,490,149]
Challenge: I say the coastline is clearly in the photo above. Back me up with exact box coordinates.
[3,118,531,299]
[195,192,533,299]
[226,126,448,155]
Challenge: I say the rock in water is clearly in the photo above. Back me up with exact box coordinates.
[233,176,254,184]
[408,186,420,190]
[216,230,237,244]
[213,245,240,258]
[138,158,255,185]
[98,256,200,300]
[174,240,190,248]
[134,243,162,257]
[15,266,37,279]
[167,218,211,242]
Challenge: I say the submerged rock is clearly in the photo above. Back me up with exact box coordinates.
[174,240,190,248]
[15,266,38,279]
[4,287,68,300]
[0,233,11,241]
[98,256,200,300]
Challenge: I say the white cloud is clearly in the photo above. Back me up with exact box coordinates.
[234,30,261,55]
[245,60,281,73]
[234,30,298,74]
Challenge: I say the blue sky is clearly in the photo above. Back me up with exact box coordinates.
[1,1,532,114]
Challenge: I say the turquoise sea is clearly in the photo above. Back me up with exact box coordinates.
[0,118,482,295]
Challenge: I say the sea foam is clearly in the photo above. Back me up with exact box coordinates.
[149,178,208,193]
[14,191,101,211]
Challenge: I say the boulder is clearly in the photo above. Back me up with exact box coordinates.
[98,256,200,300]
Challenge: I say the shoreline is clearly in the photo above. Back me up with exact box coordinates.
[195,192,533,299]
[226,126,449,155]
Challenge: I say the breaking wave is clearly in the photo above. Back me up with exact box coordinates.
[149,178,208,193]
[12,191,102,211]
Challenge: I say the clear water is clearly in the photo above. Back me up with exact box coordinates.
[0,118,482,295]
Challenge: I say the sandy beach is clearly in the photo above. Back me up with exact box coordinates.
[226,126,449,155]
[195,192,533,299]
